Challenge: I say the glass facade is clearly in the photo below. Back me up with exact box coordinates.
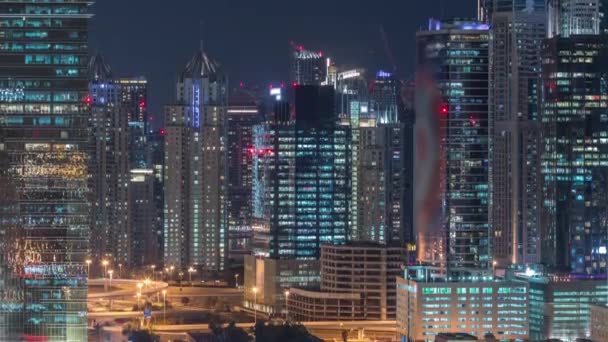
[252,86,350,260]
[415,20,491,278]
[541,35,608,275]
[0,1,91,340]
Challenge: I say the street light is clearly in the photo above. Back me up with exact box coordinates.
[492,260,497,274]
[150,265,156,280]
[169,265,175,282]
[85,259,92,278]
[252,286,258,325]
[102,260,109,279]
[284,289,290,322]
[188,267,194,285]
[118,263,122,278]
[144,278,151,291]
[162,290,167,324]
[235,274,239,288]
[108,270,114,289]
[136,292,141,309]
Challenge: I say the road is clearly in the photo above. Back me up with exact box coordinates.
[151,320,395,332]
[88,279,168,299]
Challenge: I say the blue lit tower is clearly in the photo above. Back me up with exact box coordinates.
[415,19,491,278]
[88,53,132,268]
[0,1,91,340]
[164,49,228,272]
[540,35,608,275]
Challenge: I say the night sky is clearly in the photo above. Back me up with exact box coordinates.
[90,0,476,120]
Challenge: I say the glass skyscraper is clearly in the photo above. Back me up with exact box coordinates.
[415,19,491,278]
[0,1,91,340]
[540,35,608,275]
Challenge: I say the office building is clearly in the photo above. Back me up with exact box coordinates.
[415,19,491,278]
[164,49,228,272]
[590,304,608,342]
[129,169,157,267]
[372,70,399,124]
[290,43,327,86]
[118,77,148,169]
[540,35,608,275]
[396,266,529,342]
[516,271,608,341]
[288,242,405,321]
[548,0,602,38]
[487,0,546,267]
[0,1,91,339]
[147,129,165,267]
[245,85,350,312]
[227,87,260,262]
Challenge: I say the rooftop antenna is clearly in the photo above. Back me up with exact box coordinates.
[200,19,205,51]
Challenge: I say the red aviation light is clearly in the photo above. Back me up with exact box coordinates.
[159,129,166,136]
[139,100,146,107]
[85,95,92,105]
[440,105,448,114]
[292,81,298,88]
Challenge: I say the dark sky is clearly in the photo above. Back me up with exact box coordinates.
[90,0,476,119]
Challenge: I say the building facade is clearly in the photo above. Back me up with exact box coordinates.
[396,268,529,342]
[487,0,546,267]
[290,43,327,86]
[0,1,91,339]
[129,169,157,267]
[226,87,260,262]
[415,19,491,278]
[246,85,350,311]
[288,243,406,321]
[547,0,602,38]
[164,49,228,272]
[540,35,608,275]
[590,304,608,342]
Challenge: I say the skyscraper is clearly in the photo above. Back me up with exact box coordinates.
[548,0,602,38]
[540,34,608,275]
[415,19,491,278]
[0,1,91,339]
[226,87,260,262]
[164,49,228,272]
[290,43,327,86]
[246,85,350,311]
[487,0,546,267]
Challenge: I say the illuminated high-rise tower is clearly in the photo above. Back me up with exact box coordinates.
[547,0,602,38]
[0,1,91,340]
[290,43,327,86]
[487,0,546,267]
[540,35,608,275]
[164,49,228,272]
[415,19,491,278]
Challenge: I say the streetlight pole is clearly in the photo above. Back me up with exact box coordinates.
[118,263,122,278]
[85,259,91,278]
[284,290,290,322]
[188,267,194,285]
[151,265,156,281]
[108,270,114,289]
[235,274,239,288]
[169,266,175,283]
[162,290,167,324]
[136,292,141,309]
[102,260,109,291]
[252,287,258,325]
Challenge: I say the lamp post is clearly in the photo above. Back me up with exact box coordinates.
[169,265,175,282]
[85,259,91,278]
[108,270,114,289]
[235,274,239,288]
[144,278,150,291]
[164,267,169,281]
[492,260,497,275]
[178,271,184,290]
[252,287,258,325]
[118,263,122,278]
[136,292,141,309]
[162,290,167,324]
[150,265,156,280]
[102,260,109,291]
[188,267,194,285]
[102,260,109,279]
[284,290,290,322]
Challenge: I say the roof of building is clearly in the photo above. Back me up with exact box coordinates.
[88,52,113,80]
[181,49,223,81]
